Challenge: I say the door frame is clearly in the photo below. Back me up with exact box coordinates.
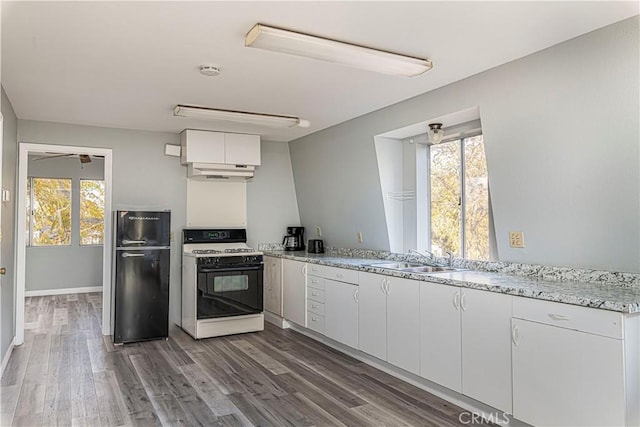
[15,142,113,344]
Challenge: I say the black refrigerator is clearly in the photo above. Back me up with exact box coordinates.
[113,210,170,344]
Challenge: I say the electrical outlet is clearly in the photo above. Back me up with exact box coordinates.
[509,231,525,248]
[316,227,322,237]
[357,231,364,243]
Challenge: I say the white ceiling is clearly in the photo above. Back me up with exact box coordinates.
[2,1,638,142]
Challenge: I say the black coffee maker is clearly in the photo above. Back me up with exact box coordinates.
[283,226,305,251]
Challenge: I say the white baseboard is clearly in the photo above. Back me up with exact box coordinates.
[25,286,102,297]
[1,337,15,378]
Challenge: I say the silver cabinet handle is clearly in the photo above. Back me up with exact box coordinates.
[512,323,520,346]
[380,278,386,295]
[311,279,319,284]
[354,288,359,303]
[122,253,145,258]
[122,239,146,245]
[312,291,320,296]
[453,292,460,310]
[460,292,467,311]
[337,273,344,279]
[384,279,390,295]
[302,264,307,275]
[548,313,570,321]
[311,317,319,322]
[312,304,320,309]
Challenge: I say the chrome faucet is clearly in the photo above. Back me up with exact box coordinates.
[408,249,437,265]
[445,251,454,268]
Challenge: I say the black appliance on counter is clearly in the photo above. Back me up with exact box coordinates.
[308,239,325,253]
[113,210,170,344]
[283,226,305,251]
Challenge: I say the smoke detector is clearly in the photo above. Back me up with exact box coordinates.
[199,65,221,77]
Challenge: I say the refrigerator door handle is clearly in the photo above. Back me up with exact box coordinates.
[122,239,146,245]
[122,253,146,258]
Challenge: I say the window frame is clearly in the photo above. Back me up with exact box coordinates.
[79,179,106,246]
[27,176,73,247]
[426,132,491,260]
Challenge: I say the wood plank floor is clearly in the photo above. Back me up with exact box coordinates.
[1,293,488,426]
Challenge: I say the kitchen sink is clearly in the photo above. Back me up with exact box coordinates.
[367,262,462,274]
[402,266,458,273]
[367,262,425,270]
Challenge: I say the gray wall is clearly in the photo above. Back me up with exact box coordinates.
[290,17,640,273]
[18,120,187,324]
[1,87,18,361]
[247,141,300,247]
[25,155,104,292]
[17,121,301,324]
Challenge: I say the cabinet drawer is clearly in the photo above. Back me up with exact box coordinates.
[307,312,325,334]
[307,275,325,290]
[307,264,358,284]
[513,297,623,339]
[307,299,325,316]
[307,287,325,303]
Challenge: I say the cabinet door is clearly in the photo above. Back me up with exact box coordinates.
[419,283,462,392]
[282,259,306,327]
[324,279,358,348]
[512,318,625,427]
[224,133,261,166]
[461,288,512,414]
[264,256,282,316]
[387,277,420,375]
[358,272,388,361]
[181,130,225,164]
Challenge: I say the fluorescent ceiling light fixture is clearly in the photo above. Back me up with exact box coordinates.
[245,23,432,78]
[173,105,310,128]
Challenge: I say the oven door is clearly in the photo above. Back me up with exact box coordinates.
[197,265,263,319]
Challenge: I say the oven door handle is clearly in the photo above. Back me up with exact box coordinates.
[198,266,263,273]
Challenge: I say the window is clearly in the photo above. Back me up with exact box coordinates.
[429,135,490,260]
[27,178,72,246]
[80,180,105,245]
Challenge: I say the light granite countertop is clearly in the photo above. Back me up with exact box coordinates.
[263,250,640,314]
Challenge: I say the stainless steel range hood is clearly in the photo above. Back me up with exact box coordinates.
[187,163,255,181]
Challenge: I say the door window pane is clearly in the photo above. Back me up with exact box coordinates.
[430,141,461,257]
[464,136,490,260]
[30,178,72,246]
[80,180,105,245]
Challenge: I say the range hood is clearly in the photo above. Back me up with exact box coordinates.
[187,163,255,181]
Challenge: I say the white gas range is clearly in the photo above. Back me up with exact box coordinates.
[181,228,264,339]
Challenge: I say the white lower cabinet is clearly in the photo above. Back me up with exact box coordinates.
[358,272,420,375]
[460,288,512,414]
[419,282,462,392]
[419,283,512,413]
[324,279,359,348]
[512,297,629,426]
[282,259,306,327]
[263,256,282,316]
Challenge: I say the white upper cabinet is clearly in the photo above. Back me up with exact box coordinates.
[224,133,261,166]
[181,130,225,164]
[181,130,261,166]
